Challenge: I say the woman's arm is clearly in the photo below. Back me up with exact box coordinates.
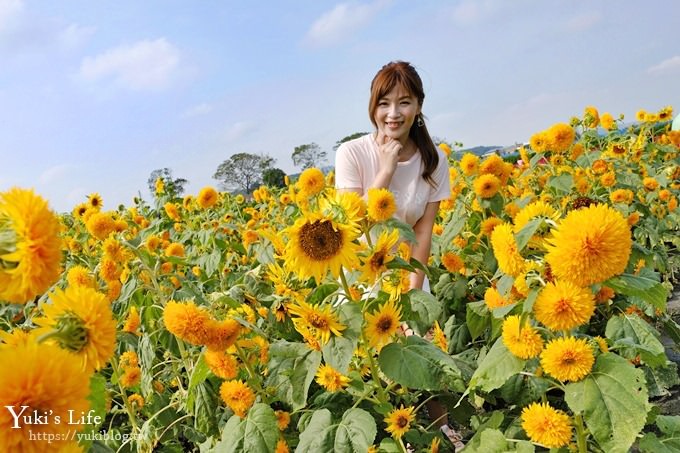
[409,200,440,290]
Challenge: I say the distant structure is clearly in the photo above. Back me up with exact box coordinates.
[481,142,527,158]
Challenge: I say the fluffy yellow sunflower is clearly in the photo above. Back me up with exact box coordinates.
[502,315,544,359]
[288,300,346,345]
[275,410,291,430]
[297,167,326,197]
[384,405,416,439]
[610,189,633,204]
[473,174,501,199]
[600,112,615,130]
[122,306,141,334]
[85,211,116,240]
[35,285,116,372]
[540,336,594,382]
[0,341,91,453]
[164,202,181,221]
[547,123,575,153]
[165,242,185,257]
[479,154,504,177]
[544,204,631,286]
[533,281,595,331]
[331,190,367,223]
[197,186,218,209]
[66,265,95,288]
[521,402,573,448]
[203,318,241,351]
[364,299,402,350]
[432,320,448,352]
[441,251,465,274]
[484,287,511,310]
[529,131,549,153]
[512,200,559,234]
[367,188,397,222]
[361,229,399,283]
[315,364,350,392]
[490,223,525,277]
[163,300,212,346]
[220,380,255,418]
[204,349,239,379]
[460,152,479,176]
[284,212,360,283]
[480,217,503,236]
[0,188,62,304]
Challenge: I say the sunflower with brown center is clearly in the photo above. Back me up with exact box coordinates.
[288,299,346,345]
[364,299,402,350]
[360,229,399,283]
[284,212,360,283]
[384,405,416,439]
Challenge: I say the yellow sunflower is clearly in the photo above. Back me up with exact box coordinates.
[521,402,573,448]
[367,188,397,222]
[87,192,103,210]
[165,242,185,258]
[220,380,255,418]
[484,287,511,310]
[85,211,116,240]
[0,188,62,304]
[197,186,219,209]
[164,202,181,221]
[331,190,367,223]
[441,251,465,274]
[533,281,595,331]
[315,364,350,392]
[540,336,594,382]
[288,300,346,345]
[512,200,559,234]
[275,410,291,430]
[66,265,95,288]
[502,315,544,359]
[284,212,360,283]
[473,174,501,199]
[583,106,600,129]
[479,154,504,177]
[203,318,241,351]
[480,217,503,236]
[529,131,549,153]
[163,300,212,346]
[297,167,326,197]
[384,405,416,439]
[35,285,116,372]
[490,223,525,277]
[0,341,91,453]
[600,112,615,130]
[122,306,141,334]
[432,320,448,352]
[545,204,631,286]
[204,349,239,379]
[364,299,402,350]
[460,152,479,176]
[361,229,399,283]
[610,189,633,204]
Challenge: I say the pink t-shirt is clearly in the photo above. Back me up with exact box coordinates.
[335,134,451,226]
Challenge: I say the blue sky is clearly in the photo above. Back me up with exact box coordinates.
[1,0,678,212]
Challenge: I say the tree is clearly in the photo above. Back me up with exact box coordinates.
[333,132,369,151]
[213,153,275,194]
[147,168,188,198]
[291,142,327,170]
[262,168,287,188]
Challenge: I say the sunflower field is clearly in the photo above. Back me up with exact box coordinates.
[1,106,680,453]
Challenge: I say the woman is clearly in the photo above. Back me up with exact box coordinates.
[335,61,463,448]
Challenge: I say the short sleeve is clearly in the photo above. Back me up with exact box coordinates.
[429,150,451,202]
[334,143,363,189]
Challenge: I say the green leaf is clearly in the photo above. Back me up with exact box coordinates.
[440,203,467,248]
[192,381,220,438]
[565,353,649,453]
[604,272,669,312]
[547,173,573,193]
[407,289,442,328]
[643,363,680,397]
[213,403,278,453]
[605,314,666,366]
[639,416,680,453]
[378,335,461,390]
[461,428,507,453]
[265,340,321,410]
[307,283,340,305]
[189,353,211,390]
[384,218,416,244]
[466,301,488,341]
[297,408,377,453]
[468,338,525,393]
[514,218,542,251]
[322,302,362,373]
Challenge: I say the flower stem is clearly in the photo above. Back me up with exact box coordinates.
[366,348,389,404]
[235,342,267,400]
[110,356,139,433]
[574,413,588,453]
[338,265,354,302]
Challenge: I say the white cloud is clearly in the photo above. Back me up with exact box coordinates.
[58,23,96,50]
[305,0,390,47]
[0,0,23,31]
[182,102,213,118]
[564,11,602,32]
[39,163,76,185]
[647,55,680,76]
[79,38,181,91]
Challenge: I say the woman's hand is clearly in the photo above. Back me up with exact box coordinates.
[376,132,402,177]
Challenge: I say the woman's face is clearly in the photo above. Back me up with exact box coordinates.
[373,86,420,143]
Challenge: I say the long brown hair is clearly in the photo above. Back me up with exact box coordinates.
[368,61,439,186]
